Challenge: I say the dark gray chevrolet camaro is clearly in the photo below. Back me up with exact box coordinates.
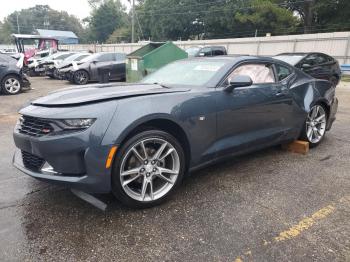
[13,56,338,208]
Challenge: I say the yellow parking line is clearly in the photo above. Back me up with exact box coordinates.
[274,205,335,242]
[233,196,350,261]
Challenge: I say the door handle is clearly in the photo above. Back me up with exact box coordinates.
[275,92,284,97]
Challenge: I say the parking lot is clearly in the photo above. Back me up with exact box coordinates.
[0,77,349,261]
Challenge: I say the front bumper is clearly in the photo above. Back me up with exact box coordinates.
[12,102,119,193]
[13,132,114,193]
[326,97,338,131]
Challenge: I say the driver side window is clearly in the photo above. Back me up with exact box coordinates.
[225,63,275,86]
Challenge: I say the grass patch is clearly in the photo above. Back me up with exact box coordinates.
[341,75,350,82]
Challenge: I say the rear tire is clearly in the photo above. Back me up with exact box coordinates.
[300,104,328,148]
[111,130,186,208]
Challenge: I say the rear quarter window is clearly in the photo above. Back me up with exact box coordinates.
[275,64,292,81]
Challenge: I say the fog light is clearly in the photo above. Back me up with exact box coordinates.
[41,162,60,176]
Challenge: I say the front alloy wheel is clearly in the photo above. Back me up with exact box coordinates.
[302,104,327,146]
[73,70,89,85]
[112,130,185,208]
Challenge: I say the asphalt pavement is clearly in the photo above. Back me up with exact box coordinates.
[0,77,349,262]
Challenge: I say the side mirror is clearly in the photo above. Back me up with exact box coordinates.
[224,75,253,92]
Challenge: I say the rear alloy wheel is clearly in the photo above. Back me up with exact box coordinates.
[1,75,22,95]
[301,104,327,147]
[73,70,89,85]
[112,130,185,208]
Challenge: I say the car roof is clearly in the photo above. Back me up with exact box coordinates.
[276,52,330,57]
[187,55,277,63]
[200,45,226,49]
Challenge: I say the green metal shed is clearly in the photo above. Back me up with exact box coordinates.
[126,42,188,82]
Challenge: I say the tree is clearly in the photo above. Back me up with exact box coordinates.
[0,20,13,44]
[233,0,299,36]
[137,0,224,41]
[277,0,315,33]
[313,0,350,32]
[88,0,128,43]
[107,26,131,43]
[137,0,299,41]
[4,5,85,42]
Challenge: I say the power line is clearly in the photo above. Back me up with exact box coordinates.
[136,0,308,16]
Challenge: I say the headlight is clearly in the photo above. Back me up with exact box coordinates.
[16,116,96,137]
[47,118,96,136]
[54,118,96,131]
[59,119,96,129]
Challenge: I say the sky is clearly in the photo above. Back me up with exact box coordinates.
[0,0,131,21]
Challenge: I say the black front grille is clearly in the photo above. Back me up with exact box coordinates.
[17,115,54,137]
[22,151,45,172]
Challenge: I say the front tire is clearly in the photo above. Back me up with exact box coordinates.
[1,75,22,95]
[111,130,186,208]
[73,70,89,85]
[300,104,328,147]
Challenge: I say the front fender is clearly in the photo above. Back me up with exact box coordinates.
[101,107,188,147]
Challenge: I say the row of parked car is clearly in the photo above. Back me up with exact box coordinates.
[0,43,342,95]
[27,51,127,85]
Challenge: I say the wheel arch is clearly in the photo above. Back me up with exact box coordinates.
[115,117,191,171]
[312,98,330,119]
[1,72,21,83]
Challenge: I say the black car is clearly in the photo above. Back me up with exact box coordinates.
[196,46,227,57]
[274,52,341,87]
[0,54,30,95]
[60,52,126,85]
[13,56,337,208]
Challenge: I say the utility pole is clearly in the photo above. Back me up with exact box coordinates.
[131,0,135,43]
[16,13,20,34]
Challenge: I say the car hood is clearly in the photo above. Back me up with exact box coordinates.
[57,61,74,69]
[31,83,190,107]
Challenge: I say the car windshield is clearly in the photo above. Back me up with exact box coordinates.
[54,53,75,60]
[74,54,90,61]
[186,47,201,57]
[64,53,87,62]
[141,60,227,87]
[274,55,305,66]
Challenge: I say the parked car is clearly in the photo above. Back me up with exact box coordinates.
[12,56,338,208]
[45,52,89,79]
[27,51,72,76]
[0,54,30,95]
[61,52,126,85]
[54,52,91,77]
[196,46,227,57]
[185,46,203,57]
[274,52,341,87]
[38,52,76,78]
